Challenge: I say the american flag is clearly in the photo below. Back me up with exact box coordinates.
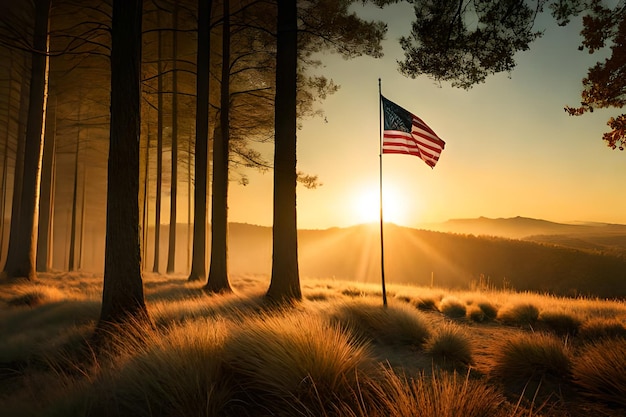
[381,95,445,168]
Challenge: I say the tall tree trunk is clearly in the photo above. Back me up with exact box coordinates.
[78,166,86,270]
[152,12,164,274]
[0,51,15,266]
[166,0,179,274]
[187,131,192,273]
[187,0,212,282]
[3,54,31,272]
[2,0,51,281]
[97,0,148,328]
[36,93,56,272]
[68,100,81,271]
[142,127,151,270]
[267,0,301,301]
[205,0,232,293]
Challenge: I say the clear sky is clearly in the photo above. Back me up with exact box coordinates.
[228,2,626,230]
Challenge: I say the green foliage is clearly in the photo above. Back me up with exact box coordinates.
[572,338,626,407]
[398,0,543,88]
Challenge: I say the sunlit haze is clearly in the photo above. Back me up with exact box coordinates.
[225,2,626,230]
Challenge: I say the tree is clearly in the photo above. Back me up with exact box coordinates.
[187,0,212,282]
[97,0,149,328]
[266,0,300,302]
[205,0,233,293]
[554,0,626,150]
[1,0,51,281]
[166,0,180,274]
[396,0,626,148]
[152,9,165,274]
[266,0,387,301]
[396,0,544,89]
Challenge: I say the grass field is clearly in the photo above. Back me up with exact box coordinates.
[0,272,625,416]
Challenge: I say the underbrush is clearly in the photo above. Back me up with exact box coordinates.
[1,273,625,416]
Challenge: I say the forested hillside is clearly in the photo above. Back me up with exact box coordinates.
[201,223,626,298]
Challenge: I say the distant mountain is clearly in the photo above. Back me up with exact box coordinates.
[420,216,626,240]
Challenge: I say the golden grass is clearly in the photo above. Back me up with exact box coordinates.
[425,322,473,369]
[438,296,467,318]
[327,297,431,347]
[1,273,626,416]
[355,368,508,417]
[489,332,572,387]
[497,302,540,327]
[572,338,626,407]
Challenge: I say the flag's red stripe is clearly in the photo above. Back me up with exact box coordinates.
[412,134,444,154]
[384,134,442,156]
[411,116,438,138]
[412,125,445,148]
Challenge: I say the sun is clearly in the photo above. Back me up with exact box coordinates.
[352,184,409,225]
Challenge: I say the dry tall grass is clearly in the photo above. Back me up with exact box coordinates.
[0,273,625,416]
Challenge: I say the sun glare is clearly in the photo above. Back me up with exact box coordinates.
[352,184,409,225]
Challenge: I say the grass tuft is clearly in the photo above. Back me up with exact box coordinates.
[426,323,473,369]
[413,296,439,311]
[356,368,507,417]
[86,318,232,417]
[572,338,626,407]
[497,303,540,327]
[7,286,67,307]
[577,317,626,341]
[490,332,571,388]
[538,310,582,336]
[329,299,431,347]
[224,310,374,415]
[438,297,467,319]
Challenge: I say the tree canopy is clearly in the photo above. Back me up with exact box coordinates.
[392,0,625,149]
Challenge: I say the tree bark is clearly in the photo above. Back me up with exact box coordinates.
[142,128,151,270]
[97,0,148,327]
[68,100,81,271]
[205,0,232,293]
[0,51,15,266]
[2,54,30,273]
[2,0,51,281]
[36,94,56,272]
[266,0,301,302]
[188,0,212,282]
[152,11,164,274]
[166,0,179,274]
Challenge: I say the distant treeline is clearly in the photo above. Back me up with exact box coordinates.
[74,222,626,299]
[295,224,626,299]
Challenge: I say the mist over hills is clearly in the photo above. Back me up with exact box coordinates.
[420,216,626,258]
[46,216,626,299]
[420,215,626,239]
[229,219,626,298]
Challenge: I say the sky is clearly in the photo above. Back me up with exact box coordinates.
[228,2,626,230]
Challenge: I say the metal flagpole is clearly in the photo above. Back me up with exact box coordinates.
[378,78,387,307]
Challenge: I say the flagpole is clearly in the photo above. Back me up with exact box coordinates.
[378,78,387,308]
